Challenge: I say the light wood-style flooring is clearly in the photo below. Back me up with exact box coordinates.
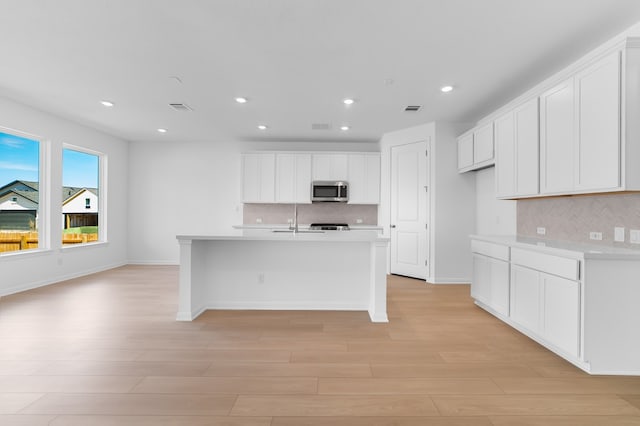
[0,265,639,425]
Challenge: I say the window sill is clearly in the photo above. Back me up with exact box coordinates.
[0,248,53,261]
[60,241,109,252]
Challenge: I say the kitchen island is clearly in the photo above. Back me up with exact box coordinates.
[176,230,390,322]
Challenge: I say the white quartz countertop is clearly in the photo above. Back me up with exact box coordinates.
[471,234,640,260]
[178,229,389,243]
[233,224,384,231]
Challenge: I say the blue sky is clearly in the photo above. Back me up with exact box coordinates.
[0,131,98,189]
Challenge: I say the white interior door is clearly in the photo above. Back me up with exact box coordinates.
[390,141,429,279]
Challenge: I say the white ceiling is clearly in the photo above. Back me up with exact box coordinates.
[1,0,640,144]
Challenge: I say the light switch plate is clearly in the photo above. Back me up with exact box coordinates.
[536,227,546,235]
[614,227,625,242]
[630,229,640,244]
[589,231,603,241]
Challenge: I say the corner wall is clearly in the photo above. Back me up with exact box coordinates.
[0,97,129,296]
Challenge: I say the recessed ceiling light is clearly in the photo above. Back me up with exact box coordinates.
[257,125,268,130]
[441,85,454,93]
[343,98,355,105]
[340,125,350,131]
[235,97,248,104]
[157,128,167,133]
[100,100,114,107]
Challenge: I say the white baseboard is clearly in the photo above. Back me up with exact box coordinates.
[0,261,127,297]
[127,260,179,266]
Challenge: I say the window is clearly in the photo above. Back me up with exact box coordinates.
[0,130,41,253]
[62,147,100,246]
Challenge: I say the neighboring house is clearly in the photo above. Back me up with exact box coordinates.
[0,180,98,231]
[62,187,98,229]
[0,180,39,231]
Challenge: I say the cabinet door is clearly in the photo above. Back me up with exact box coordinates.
[242,153,275,203]
[294,154,312,203]
[575,51,621,191]
[275,154,296,203]
[474,122,494,164]
[540,78,575,194]
[542,273,580,358]
[457,133,474,171]
[472,254,492,306]
[510,265,541,333]
[312,154,348,181]
[495,111,516,198]
[348,154,380,204]
[490,258,510,317]
[514,98,540,196]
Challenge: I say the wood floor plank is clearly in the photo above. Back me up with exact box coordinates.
[230,395,439,416]
[318,378,503,395]
[371,363,541,378]
[493,377,640,394]
[204,362,372,378]
[20,394,237,415]
[136,349,291,363]
[271,417,494,426]
[432,395,640,416]
[290,350,444,364]
[34,360,212,376]
[132,376,317,394]
[0,375,141,393]
[0,415,55,426]
[48,415,273,425]
[488,416,640,426]
[621,395,640,410]
[0,393,45,414]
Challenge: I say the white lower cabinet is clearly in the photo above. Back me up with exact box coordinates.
[471,241,509,317]
[510,264,542,334]
[542,273,580,358]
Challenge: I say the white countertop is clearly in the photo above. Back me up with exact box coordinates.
[178,229,389,243]
[233,224,384,231]
[471,234,640,260]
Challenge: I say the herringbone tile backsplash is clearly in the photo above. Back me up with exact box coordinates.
[518,193,640,249]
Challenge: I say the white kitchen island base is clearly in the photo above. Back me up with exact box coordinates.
[176,231,390,323]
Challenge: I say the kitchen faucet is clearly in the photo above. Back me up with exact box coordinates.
[289,203,298,233]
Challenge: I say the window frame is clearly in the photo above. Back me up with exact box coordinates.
[61,144,107,247]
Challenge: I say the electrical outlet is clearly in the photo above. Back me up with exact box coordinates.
[256,218,262,223]
[630,229,640,244]
[614,227,625,242]
[356,218,363,224]
[536,227,546,235]
[589,231,603,241]
[287,218,293,224]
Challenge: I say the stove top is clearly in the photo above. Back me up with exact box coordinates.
[309,223,350,231]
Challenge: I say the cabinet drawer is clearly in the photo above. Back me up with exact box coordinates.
[471,240,509,261]
[511,248,579,281]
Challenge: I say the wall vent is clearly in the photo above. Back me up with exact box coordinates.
[404,105,422,112]
[311,123,332,130]
[169,103,194,112]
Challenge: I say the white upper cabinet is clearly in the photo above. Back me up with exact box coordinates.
[312,153,348,181]
[495,97,539,198]
[242,151,380,204]
[575,51,621,191]
[242,153,276,203]
[540,77,575,194]
[457,133,474,171]
[275,153,312,204]
[457,123,494,173]
[348,153,381,204]
[473,122,495,164]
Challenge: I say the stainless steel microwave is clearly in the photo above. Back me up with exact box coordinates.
[311,181,348,202]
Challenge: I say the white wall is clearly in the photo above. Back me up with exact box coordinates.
[379,122,476,284]
[0,97,129,296]
[127,140,379,264]
[475,167,517,235]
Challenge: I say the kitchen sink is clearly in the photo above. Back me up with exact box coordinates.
[271,229,324,233]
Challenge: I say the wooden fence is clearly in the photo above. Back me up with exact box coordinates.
[0,232,99,253]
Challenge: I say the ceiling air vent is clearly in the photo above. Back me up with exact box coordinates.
[311,123,332,130]
[169,103,194,112]
[404,105,422,112]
